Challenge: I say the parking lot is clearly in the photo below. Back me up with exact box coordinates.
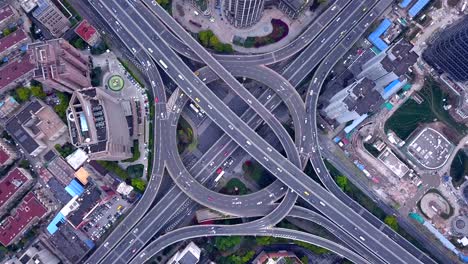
[407,127,454,170]
[82,195,131,241]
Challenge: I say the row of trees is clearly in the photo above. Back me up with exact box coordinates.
[336,173,399,232]
[198,30,233,54]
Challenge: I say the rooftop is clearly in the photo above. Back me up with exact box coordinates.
[0,192,47,246]
[67,185,101,228]
[0,58,35,89]
[74,167,90,185]
[35,105,65,134]
[377,148,410,178]
[0,29,28,53]
[0,168,31,208]
[345,78,382,115]
[74,20,98,43]
[0,140,13,165]
[46,156,75,186]
[368,19,392,51]
[0,5,14,23]
[382,40,418,77]
[49,221,93,263]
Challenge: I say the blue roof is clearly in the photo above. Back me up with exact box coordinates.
[368,19,392,51]
[409,0,431,17]
[382,79,403,99]
[399,0,413,8]
[47,212,66,234]
[65,179,85,197]
[84,239,95,249]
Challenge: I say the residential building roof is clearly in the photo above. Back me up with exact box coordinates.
[0,29,28,54]
[0,5,14,23]
[0,58,35,89]
[0,168,31,208]
[0,192,47,246]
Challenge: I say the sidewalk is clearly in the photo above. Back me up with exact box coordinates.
[172,0,325,54]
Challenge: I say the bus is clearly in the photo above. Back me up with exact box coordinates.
[214,170,225,182]
[159,60,168,69]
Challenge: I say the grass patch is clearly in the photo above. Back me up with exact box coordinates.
[194,0,207,11]
[198,30,233,54]
[117,58,144,87]
[97,161,129,180]
[236,19,289,48]
[242,160,275,188]
[54,143,76,158]
[220,178,250,195]
[91,67,102,87]
[451,150,468,187]
[177,116,196,153]
[385,78,467,140]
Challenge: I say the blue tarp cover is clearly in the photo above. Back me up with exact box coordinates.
[368,19,392,51]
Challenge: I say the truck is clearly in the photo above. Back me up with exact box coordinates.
[159,60,168,69]
[214,170,225,182]
[189,103,200,114]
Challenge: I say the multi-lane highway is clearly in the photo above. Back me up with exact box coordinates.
[79,0,446,263]
[121,0,352,65]
[95,0,426,263]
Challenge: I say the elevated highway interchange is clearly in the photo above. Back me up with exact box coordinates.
[81,0,445,263]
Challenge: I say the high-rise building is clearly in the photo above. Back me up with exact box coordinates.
[276,0,311,19]
[423,17,468,82]
[67,87,133,161]
[32,0,70,37]
[224,0,265,28]
[28,38,91,93]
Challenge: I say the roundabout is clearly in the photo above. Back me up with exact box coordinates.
[107,75,125,91]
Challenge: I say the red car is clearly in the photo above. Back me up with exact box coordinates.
[216,167,223,174]
[224,151,229,156]
[207,196,214,201]
[154,97,159,103]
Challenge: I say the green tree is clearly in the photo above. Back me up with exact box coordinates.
[241,250,255,263]
[300,256,309,264]
[91,67,102,86]
[198,30,213,47]
[54,92,70,119]
[225,255,242,264]
[30,85,46,99]
[336,175,348,191]
[2,28,11,36]
[126,164,144,178]
[296,241,329,254]
[156,0,169,6]
[256,236,274,245]
[131,178,146,192]
[384,215,399,231]
[19,159,30,169]
[15,87,31,102]
[209,34,220,47]
[214,236,241,251]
